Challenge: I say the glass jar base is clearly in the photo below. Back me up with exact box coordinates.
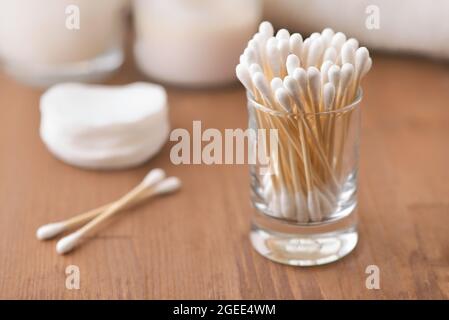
[250,210,358,266]
[3,47,123,87]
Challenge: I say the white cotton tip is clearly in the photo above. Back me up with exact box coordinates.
[340,63,355,90]
[330,32,347,52]
[247,39,258,52]
[355,47,370,75]
[277,39,290,64]
[152,177,182,195]
[301,38,311,65]
[253,33,268,61]
[253,32,264,44]
[252,72,272,102]
[275,87,292,113]
[320,60,334,84]
[286,54,300,75]
[266,37,278,49]
[142,168,166,188]
[308,67,321,109]
[307,67,321,93]
[323,82,336,112]
[249,63,263,76]
[36,222,66,240]
[309,32,321,41]
[266,39,281,76]
[283,75,303,110]
[362,57,373,77]
[307,37,324,67]
[236,64,253,92]
[244,47,258,65]
[283,75,299,94]
[276,28,290,40]
[321,28,335,46]
[259,21,274,37]
[323,47,337,63]
[56,231,82,255]
[293,68,308,96]
[341,41,356,65]
[328,65,341,89]
[270,77,283,93]
[239,55,249,66]
[346,38,359,50]
[289,33,303,58]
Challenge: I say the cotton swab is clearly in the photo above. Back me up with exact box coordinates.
[36,169,166,240]
[301,38,312,67]
[278,39,290,73]
[55,175,181,254]
[330,32,347,53]
[259,21,274,37]
[307,67,322,118]
[321,28,335,47]
[276,28,290,40]
[270,77,284,93]
[252,72,276,105]
[286,54,300,76]
[289,33,303,58]
[236,64,254,94]
[307,37,324,67]
[323,47,337,63]
[340,41,356,65]
[320,60,333,85]
[338,63,355,106]
[323,82,336,113]
[36,182,162,240]
[266,38,281,77]
[249,63,263,76]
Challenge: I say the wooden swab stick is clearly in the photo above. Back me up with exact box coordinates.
[55,175,181,255]
[289,33,303,59]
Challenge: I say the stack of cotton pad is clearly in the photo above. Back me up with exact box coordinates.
[40,82,169,169]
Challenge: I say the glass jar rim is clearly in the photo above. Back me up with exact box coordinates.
[247,88,363,117]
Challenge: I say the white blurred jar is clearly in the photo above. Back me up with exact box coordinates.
[0,0,129,87]
[133,0,262,87]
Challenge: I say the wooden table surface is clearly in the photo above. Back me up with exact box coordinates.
[0,50,448,299]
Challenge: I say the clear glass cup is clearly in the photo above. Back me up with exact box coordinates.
[248,90,362,266]
[0,0,128,87]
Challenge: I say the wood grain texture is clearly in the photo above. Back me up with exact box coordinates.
[0,50,448,299]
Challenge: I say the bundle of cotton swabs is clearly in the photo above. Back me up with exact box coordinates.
[236,21,372,223]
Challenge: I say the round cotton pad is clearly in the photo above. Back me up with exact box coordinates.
[40,82,169,169]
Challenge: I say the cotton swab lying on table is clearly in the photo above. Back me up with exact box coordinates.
[56,174,181,255]
[36,169,166,240]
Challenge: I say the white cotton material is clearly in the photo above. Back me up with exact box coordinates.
[40,82,169,170]
[152,177,182,195]
[142,168,166,188]
[36,222,66,240]
[56,230,83,255]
